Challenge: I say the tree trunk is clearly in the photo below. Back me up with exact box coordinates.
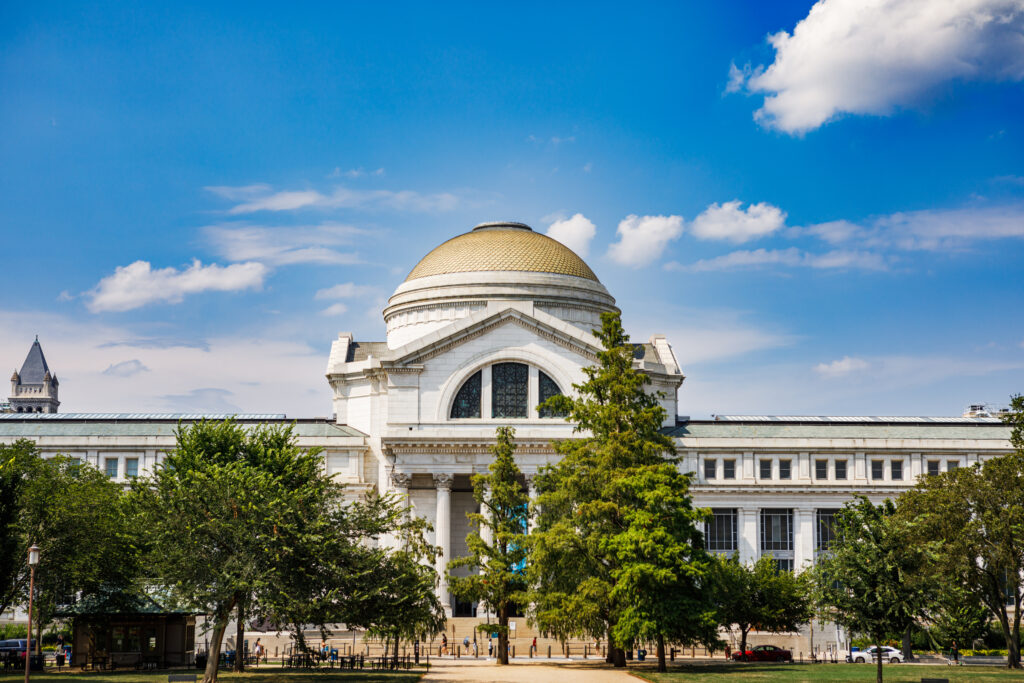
[1012,593,1022,669]
[875,638,883,683]
[740,626,749,660]
[497,605,509,665]
[656,633,666,672]
[35,604,43,655]
[997,605,1017,669]
[605,627,614,664]
[902,624,914,662]
[202,602,234,683]
[233,600,244,672]
[613,646,626,667]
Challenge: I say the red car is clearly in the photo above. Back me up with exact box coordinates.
[731,644,793,662]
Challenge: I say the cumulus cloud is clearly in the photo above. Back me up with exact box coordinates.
[732,0,1024,133]
[314,282,380,300]
[690,200,787,243]
[669,248,887,272]
[815,356,870,377]
[319,303,349,316]
[207,184,460,214]
[607,214,684,267]
[102,359,150,377]
[204,223,366,266]
[545,213,597,257]
[87,260,268,313]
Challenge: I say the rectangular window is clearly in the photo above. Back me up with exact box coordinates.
[815,459,828,480]
[125,458,139,479]
[760,509,793,552]
[835,459,848,480]
[705,508,737,553]
[104,458,118,479]
[891,460,903,481]
[723,459,736,479]
[871,459,884,480]
[816,509,839,551]
[704,458,716,480]
[760,459,772,479]
[947,461,959,471]
[67,457,81,468]
[779,459,792,480]
[927,460,940,477]
[773,558,794,573]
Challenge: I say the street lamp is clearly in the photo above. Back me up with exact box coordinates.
[24,544,39,683]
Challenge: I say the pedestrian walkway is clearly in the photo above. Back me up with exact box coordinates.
[421,658,636,683]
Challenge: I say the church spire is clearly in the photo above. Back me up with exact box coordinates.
[8,337,60,413]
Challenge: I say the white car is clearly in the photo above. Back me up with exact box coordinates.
[848,646,903,664]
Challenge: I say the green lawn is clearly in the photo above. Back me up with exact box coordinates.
[0,669,422,683]
[632,662,1020,682]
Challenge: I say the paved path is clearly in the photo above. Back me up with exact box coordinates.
[421,658,636,682]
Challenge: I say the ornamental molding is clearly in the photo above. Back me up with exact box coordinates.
[389,471,412,488]
[433,473,455,490]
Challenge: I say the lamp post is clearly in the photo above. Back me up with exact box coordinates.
[24,544,39,683]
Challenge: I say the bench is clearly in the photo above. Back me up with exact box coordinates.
[168,675,197,682]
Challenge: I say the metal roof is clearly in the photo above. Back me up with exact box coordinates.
[17,338,51,384]
[0,412,287,421]
[708,415,1005,424]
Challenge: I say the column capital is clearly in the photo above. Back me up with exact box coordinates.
[433,473,454,491]
[390,471,411,489]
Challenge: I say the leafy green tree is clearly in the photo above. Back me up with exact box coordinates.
[448,426,529,665]
[0,440,41,618]
[712,553,812,660]
[898,395,1024,669]
[530,312,712,668]
[133,419,409,683]
[926,583,990,652]
[815,497,933,683]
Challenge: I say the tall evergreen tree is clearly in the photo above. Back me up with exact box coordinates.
[529,312,713,669]
[448,426,529,665]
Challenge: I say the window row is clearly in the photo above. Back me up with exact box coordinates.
[450,362,565,419]
[702,456,965,481]
[705,508,841,570]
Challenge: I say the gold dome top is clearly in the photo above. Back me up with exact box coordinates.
[405,222,598,282]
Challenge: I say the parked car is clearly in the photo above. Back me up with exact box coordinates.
[0,639,37,663]
[847,645,903,663]
[731,644,793,662]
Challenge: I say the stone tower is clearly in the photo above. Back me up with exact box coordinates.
[9,337,60,413]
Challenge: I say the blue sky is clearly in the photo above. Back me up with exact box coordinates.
[2,1,1023,417]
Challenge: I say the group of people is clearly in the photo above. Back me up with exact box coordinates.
[438,633,539,658]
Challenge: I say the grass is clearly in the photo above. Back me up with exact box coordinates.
[0,668,423,683]
[631,662,1021,682]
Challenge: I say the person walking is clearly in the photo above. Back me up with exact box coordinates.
[441,633,448,656]
[531,636,537,656]
[488,639,493,658]
[253,638,263,667]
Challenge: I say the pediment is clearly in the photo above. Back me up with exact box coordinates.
[384,306,602,367]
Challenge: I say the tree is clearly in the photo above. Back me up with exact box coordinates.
[925,583,990,652]
[712,554,812,659]
[529,312,712,668]
[448,426,529,665]
[815,497,933,683]
[0,440,41,618]
[133,419,407,683]
[898,395,1024,669]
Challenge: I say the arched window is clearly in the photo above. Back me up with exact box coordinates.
[450,370,482,418]
[538,371,566,418]
[492,362,528,418]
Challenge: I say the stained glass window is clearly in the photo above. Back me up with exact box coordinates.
[492,362,528,418]
[538,371,565,417]
[450,370,482,418]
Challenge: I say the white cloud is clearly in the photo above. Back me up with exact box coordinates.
[805,204,1024,250]
[209,184,460,214]
[607,214,684,267]
[102,359,149,377]
[86,260,268,312]
[545,213,597,257]
[320,303,349,316]
[669,247,887,272]
[691,200,787,243]
[734,0,1024,133]
[204,223,366,266]
[0,310,332,415]
[314,283,379,300]
[814,356,870,377]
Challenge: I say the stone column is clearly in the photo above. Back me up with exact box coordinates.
[794,508,815,573]
[525,474,538,533]
[738,507,759,564]
[478,484,493,618]
[434,473,454,617]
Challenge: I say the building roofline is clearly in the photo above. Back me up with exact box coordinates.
[678,415,1006,426]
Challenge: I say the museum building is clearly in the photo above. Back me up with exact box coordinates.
[1,221,1013,646]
